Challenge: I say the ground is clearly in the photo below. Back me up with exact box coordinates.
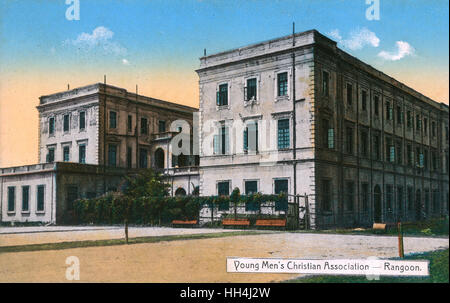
[0,226,448,283]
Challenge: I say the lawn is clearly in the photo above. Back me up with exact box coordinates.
[285,249,449,283]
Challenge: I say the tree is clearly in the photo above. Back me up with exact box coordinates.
[123,169,170,200]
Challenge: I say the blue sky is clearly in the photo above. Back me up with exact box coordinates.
[1,0,448,73]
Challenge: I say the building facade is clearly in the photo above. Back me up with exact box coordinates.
[1,83,199,224]
[196,29,449,229]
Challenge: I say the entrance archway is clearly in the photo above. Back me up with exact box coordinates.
[373,185,382,223]
[175,187,187,197]
[154,148,165,169]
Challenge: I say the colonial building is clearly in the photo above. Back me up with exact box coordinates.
[1,83,199,224]
[196,29,449,229]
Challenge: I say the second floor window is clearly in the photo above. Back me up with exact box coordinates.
[373,134,380,160]
[49,117,55,135]
[158,120,166,133]
[127,115,133,132]
[217,84,228,106]
[346,127,353,155]
[361,91,367,111]
[47,148,55,163]
[374,96,379,116]
[277,72,288,97]
[346,83,352,106]
[109,111,117,129]
[243,121,258,153]
[277,119,290,149]
[63,146,70,162]
[79,111,86,130]
[360,130,368,157]
[214,123,229,155]
[386,102,393,120]
[245,78,257,101]
[141,118,148,135]
[323,119,334,149]
[407,111,412,128]
[396,106,402,125]
[79,145,86,164]
[63,114,70,132]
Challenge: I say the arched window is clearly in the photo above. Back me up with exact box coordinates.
[175,187,186,197]
[155,148,165,169]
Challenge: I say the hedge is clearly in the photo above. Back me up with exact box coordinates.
[72,192,287,225]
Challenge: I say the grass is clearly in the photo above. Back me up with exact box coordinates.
[0,230,275,253]
[284,249,449,283]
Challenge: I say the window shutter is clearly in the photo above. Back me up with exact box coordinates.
[213,134,219,154]
[244,86,248,101]
[419,153,424,167]
[216,91,220,106]
[224,126,230,154]
[243,127,248,151]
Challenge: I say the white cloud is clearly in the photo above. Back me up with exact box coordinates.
[122,58,130,65]
[65,26,127,56]
[328,27,380,50]
[377,41,415,61]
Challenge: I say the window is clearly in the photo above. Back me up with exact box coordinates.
[22,186,30,212]
[109,111,117,129]
[397,186,403,211]
[360,130,368,157]
[374,96,379,116]
[361,183,369,212]
[322,71,329,97]
[432,151,438,171]
[218,181,230,211]
[406,144,412,166]
[423,118,428,135]
[79,111,86,130]
[416,147,423,167]
[396,141,402,165]
[49,117,55,135]
[386,137,394,163]
[274,179,288,211]
[127,147,132,168]
[277,119,290,149]
[108,144,117,167]
[243,121,258,153]
[345,181,354,211]
[47,147,55,163]
[346,83,352,106]
[245,78,257,101]
[396,106,402,125]
[63,114,70,132]
[322,180,331,212]
[386,101,393,120]
[406,111,412,128]
[79,145,86,164]
[217,83,228,106]
[407,187,413,211]
[139,148,148,168]
[386,184,393,211]
[245,180,259,211]
[346,127,353,155]
[424,149,429,170]
[214,123,229,155]
[373,134,381,160]
[361,90,367,111]
[37,185,45,212]
[140,118,148,135]
[278,72,288,97]
[416,114,421,131]
[432,121,436,137]
[158,120,166,133]
[323,119,334,149]
[8,187,15,212]
[127,115,132,132]
[63,146,70,162]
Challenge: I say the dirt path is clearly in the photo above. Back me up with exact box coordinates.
[0,233,447,282]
